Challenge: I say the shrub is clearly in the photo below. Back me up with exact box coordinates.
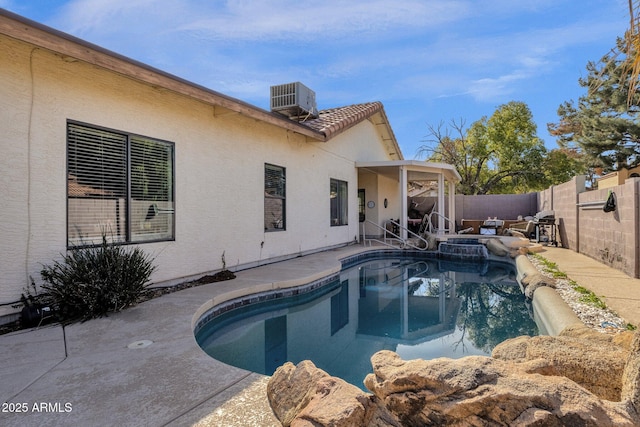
[40,237,156,322]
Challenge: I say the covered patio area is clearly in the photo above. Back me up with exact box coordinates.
[356,160,461,241]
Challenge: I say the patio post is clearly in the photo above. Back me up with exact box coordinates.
[448,180,456,232]
[438,173,445,232]
[400,165,408,240]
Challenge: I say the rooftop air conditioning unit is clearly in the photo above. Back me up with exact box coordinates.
[270,82,319,120]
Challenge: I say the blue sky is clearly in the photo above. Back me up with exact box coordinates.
[1,1,630,158]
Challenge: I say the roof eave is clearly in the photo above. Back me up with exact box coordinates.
[355,160,462,183]
[0,8,326,142]
[311,102,402,159]
[370,106,404,161]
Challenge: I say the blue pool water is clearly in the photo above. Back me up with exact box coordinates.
[195,256,538,389]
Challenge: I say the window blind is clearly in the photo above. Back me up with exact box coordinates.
[67,122,174,246]
[265,164,285,231]
[67,124,127,244]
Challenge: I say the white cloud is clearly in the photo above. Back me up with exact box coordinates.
[173,0,469,42]
[50,0,470,43]
[55,0,162,34]
[467,72,530,101]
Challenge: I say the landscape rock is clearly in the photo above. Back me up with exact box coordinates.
[364,350,635,426]
[267,360,331,425]
[492,328,630,401]
[520,271,556,299]
[268,330,640,426]
[486,238,509,257]
[502,237,532,249]
[267,361,400,427]
[621,330,640,412]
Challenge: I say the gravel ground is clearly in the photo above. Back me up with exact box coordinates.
[528,254,629,334]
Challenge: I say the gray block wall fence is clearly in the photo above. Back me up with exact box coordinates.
[451,175,640,278]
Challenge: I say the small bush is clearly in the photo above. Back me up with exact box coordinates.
[40,237,156,322]
[572,284,607,309]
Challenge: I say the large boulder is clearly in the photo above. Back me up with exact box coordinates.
[364,350,635,426]
[492,329,630,401]
[267,360,398,426]
[622,329,640,413]
[268,330,640,426]
[486,238,510,257]
[266,360,331,425]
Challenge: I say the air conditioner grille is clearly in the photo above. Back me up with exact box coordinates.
[270,82,318,119]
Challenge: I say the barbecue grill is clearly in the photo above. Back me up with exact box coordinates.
[533,210,558,246]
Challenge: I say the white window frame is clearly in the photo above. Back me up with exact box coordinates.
[330,178,348,226]
[264,163,286,231]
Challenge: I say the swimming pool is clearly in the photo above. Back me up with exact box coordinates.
[195,253,538,389]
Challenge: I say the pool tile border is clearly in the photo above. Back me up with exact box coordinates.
[193,273,339,335]
[193,249,441,335]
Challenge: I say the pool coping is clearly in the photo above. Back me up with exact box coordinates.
[193,241,583,344]
[514,251,584,335]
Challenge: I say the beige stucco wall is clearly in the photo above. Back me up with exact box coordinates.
[0,35,396,314]
[377,174,402,224]
[357,170,403,238]
[597,172,622,190]
[357,169,379,236]
[597,166,640,190]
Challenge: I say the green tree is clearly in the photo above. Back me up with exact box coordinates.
[419,101,547,195]
[418,119,490,195]
[549,37,640,172]
[542,148,589,186]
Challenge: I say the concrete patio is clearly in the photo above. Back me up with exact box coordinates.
[0,244,638,427]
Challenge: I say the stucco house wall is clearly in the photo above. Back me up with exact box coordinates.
[357,169,379,236]
[0,15,401,316]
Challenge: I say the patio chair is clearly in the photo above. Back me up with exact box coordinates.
[508,221,535,239]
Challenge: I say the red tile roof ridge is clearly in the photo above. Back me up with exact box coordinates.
[302,102,383,139]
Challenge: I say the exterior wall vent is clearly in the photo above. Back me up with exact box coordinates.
[270,82,319,120]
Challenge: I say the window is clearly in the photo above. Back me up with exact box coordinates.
[67,122,174,246]
[265,163,285,231]
[330,178,348,226]
[358,189,365,222]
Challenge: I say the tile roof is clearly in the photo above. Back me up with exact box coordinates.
[301,102,384,140]
[68,175,113,197]
[298,101,402,159]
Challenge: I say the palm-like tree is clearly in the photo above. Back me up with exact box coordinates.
[627,0,640,105]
